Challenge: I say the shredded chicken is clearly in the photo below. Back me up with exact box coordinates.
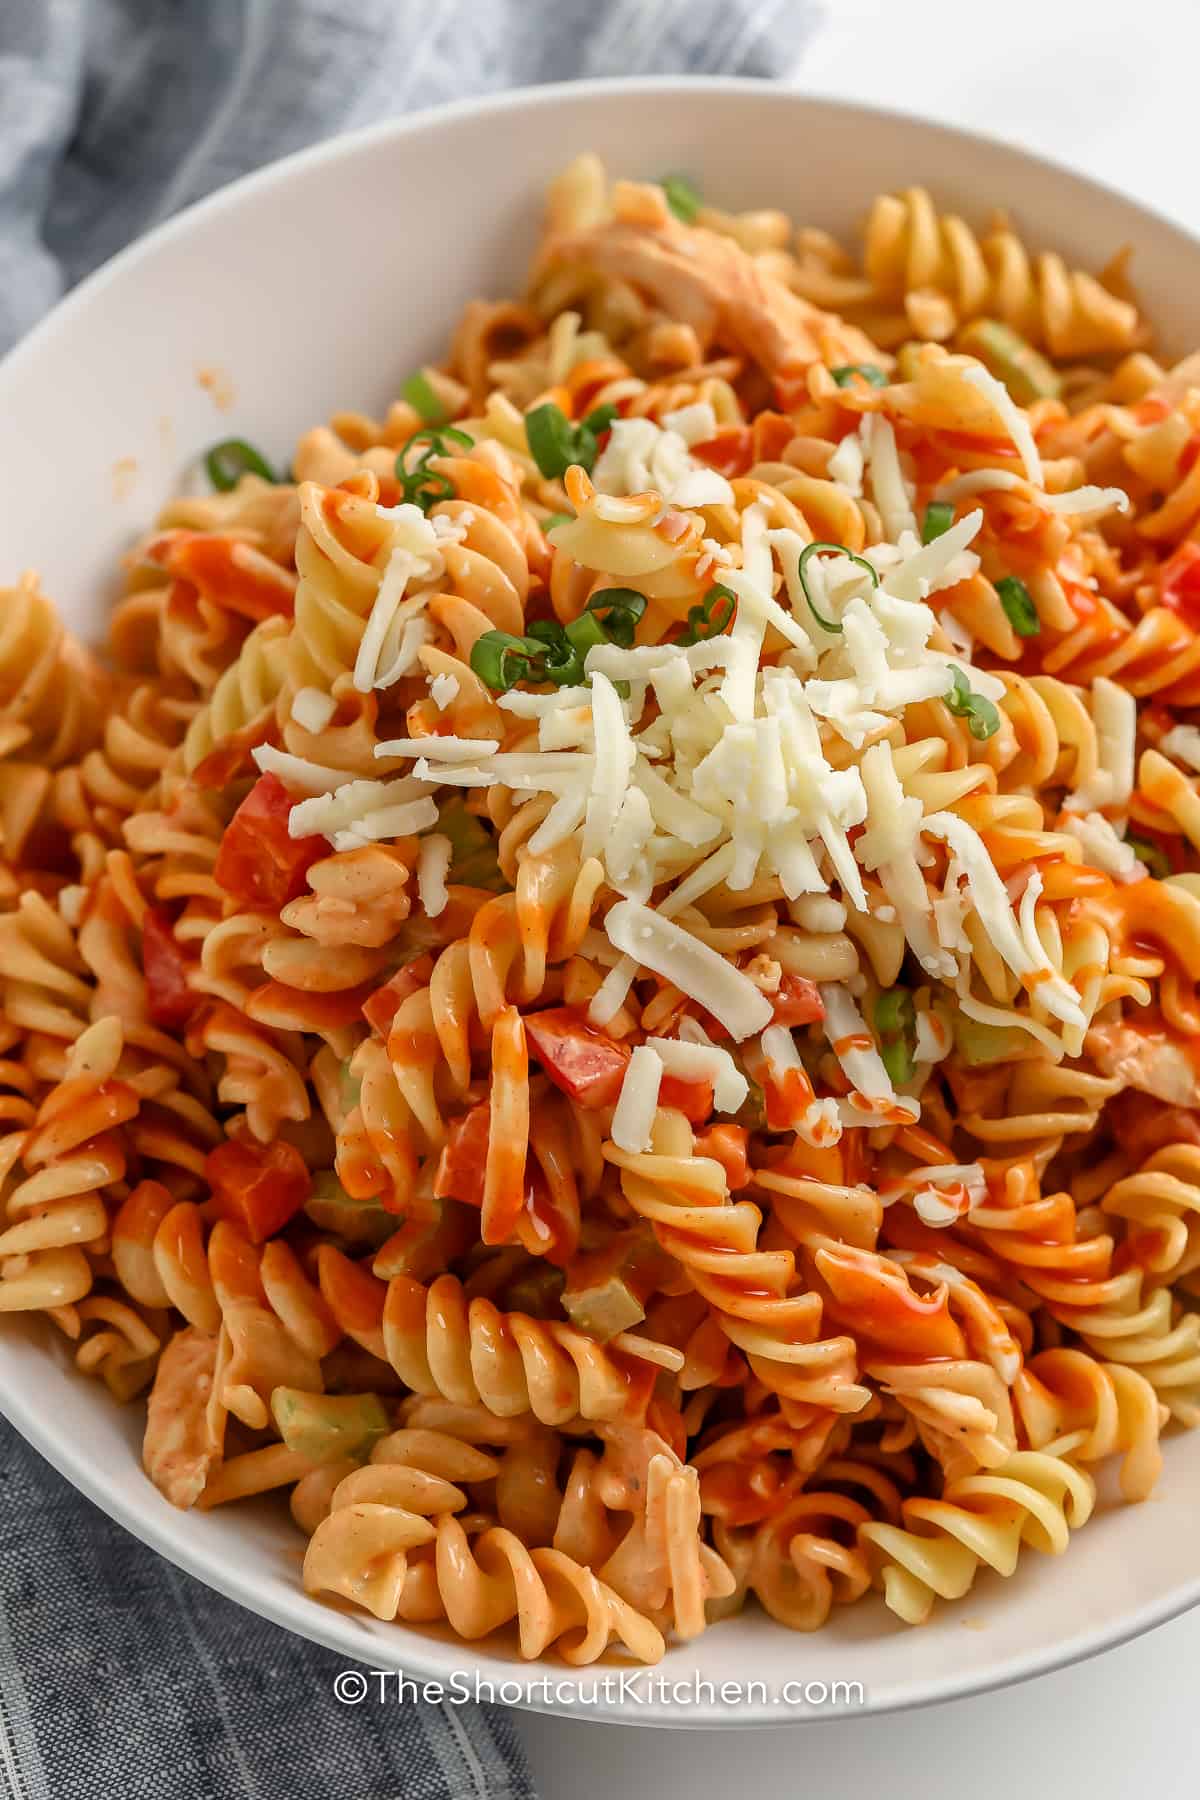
[143,1327,221,1509]
[1085,1021,1200,1109]
[532,210,881,383]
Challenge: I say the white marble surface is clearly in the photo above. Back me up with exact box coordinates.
[517,2,1200,1791]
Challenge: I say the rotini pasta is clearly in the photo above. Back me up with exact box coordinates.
[3,155,1196,1662]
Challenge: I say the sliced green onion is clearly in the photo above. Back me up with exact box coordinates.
[395,425,475,512]
[796,542,878,635]
[679,584,736,645]
[1127,833,1171,880]
[469,630,542,693]
[875,986,916,1086]
[830,364,888,390]
[472,583,645,694]
[945,665,1001,741]
[205,439,278,491]
[584,587,647,649]
[582,402,618,437]
[401,370,450,426]
[661,174,702,223]
[525,401,617,480]
[542,512,573,533]
[996,574,1041,638]
[922,501,955,545]
[526,403,579,479]
[525,620,582,686]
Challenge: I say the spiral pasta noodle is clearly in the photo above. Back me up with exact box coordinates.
[859,1449,1095,1624]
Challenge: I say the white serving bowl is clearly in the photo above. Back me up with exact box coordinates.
[1,77,1197,1725]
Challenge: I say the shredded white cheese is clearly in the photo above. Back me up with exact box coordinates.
[961,362,1043,487]
[252,743,354,795]
[416,833,452,918]
[429,673,461,711]
[934,467,1129,517]
[1061,812,1147,883]
[604,901,773,1043]
[645,1036,749,1114]
[290,687,337,734]
[1159,724,1200,774]
[611,1044,664,1153]
[593,416,733,511]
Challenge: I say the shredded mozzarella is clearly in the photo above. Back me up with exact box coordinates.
[429,673,460,710]
[416,833,452,918]
[375,735,500,763]
[288,776,436,841]
[604,901,773,1042]
[252,743,353,795]
[290,687,337,734]
[1061,812,1146,883]
[934,467,1129,516]
[593,416,733,510]
[961,362,1043,486]
[611,1045,663,1153]
[820,982,917,1118]
[1159,723,1200,774]
[645,1036,749,1113]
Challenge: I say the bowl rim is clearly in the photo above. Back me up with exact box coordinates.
[2,73,1199,1724]
[6,72,1200,391]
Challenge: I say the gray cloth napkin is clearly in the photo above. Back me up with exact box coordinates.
[0,2,821,1795]
[1,0,820,353]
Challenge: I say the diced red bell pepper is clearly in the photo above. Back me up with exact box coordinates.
[690,426,753,479]
[693,1123,750,1189]
[523,1007,631,1109]
[362,956,434,1036]
[141,530,297,623]
[752,411,798,463]
[1159,540,1200,630]
[658,1073,715,1123]
[141,908,197,1029]
[770,973,826,1027]
[433,1101,490,1209]
[213,774,328,909]
[206,1136,312,1243]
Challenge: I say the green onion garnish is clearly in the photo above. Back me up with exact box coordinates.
[661,174,702,223]
[679,584,736,645]
[922,501,955,545]
[1127,834,1171,880]
[830,364,888,390]
[945,665,1001,741]
[996,574,1041,638]
[542,512,573,533]
[796,542,879,635]
[394,425,475,513]
[470,590,647,693]
[525,402,617,480]
[205,439,278,491]
[584,587,647,649]
[469,631,542,693]
[875,986,916,1086]
[401,371,450,426]
[526,619,586,685]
